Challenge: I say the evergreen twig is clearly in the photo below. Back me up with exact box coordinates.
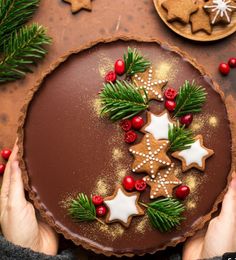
[124,47,151,76]
[99,80,148,121]
[140,198,185,232]
[0,24,51,83]
[174,81,207,117]
[0,0,39,49]
[168,124,194,152]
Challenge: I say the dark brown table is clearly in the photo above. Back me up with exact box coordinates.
[1,0,236,258]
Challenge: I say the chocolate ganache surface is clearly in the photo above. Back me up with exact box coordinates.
[20,40,232,256]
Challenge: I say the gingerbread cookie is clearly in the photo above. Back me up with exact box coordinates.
[172,135,214,172]
[132,66,167,102]
[204,0,236,24]
[104,185,144,227]
[63,0,92,13]
[129,134,171,178]
[141,110,175,140]
[190,0,212,34]
[161,0,198,24]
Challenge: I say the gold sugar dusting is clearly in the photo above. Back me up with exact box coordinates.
[112,148,124,161]
[135,215,149,234]
[96,222,124,240]
[98,54,114,77]
[91,98,102,117]
[184,174,201,194]
[209,116,218,127]
[186,200,197,210]
[155,58,179,82]
[93,178,109,197]
[59,191,78,209]
[115,165,129,181]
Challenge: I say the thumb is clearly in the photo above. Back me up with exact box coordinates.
[219,172,236,221]
[8,161,27,209]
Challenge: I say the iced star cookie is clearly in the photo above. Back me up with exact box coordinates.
[204,0,236,24]
[172,135,214,172]
[104,185,144,227]
[129,134,171,178]
[143,164,182,199]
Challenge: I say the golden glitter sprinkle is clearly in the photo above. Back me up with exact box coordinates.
[155,58,179,82]
[184,175,199,192]
[91,98,102,117]
[186,200,196,210]
[135,215,149,234]
[191,121,204,132]
[112,148,124,161]
[209,116,218,127]
[115,165,128,181]
[98,54,114,77]
[93,178,109,197]
[96,222,124,240]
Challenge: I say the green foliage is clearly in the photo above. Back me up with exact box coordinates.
[145,198,185,232]
[99,80,148,121]
[0,24,51,83]
[0,0,39,48]
[174,81,207,117]
[124,47,151,76]
[168,124,194,152]
[68,193,96,222]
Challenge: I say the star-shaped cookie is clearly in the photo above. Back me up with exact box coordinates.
[204,0,236,24]
[172,135,214,172]
[143,164,182,199]
[132,66,167,102]
[104,185,144,227]
[129,134,171,178]
[141,110,175,140]
[190,0,212,34]
[63,0,92,13]
[162,0,198,24]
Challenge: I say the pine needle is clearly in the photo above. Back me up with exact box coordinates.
[0,23,51,83]
[99,80,148,121]
[168,124,194,152]
[124,47,151,76]
[174,81,207,117]
[144,198,185,232]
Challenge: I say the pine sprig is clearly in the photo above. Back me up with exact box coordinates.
[141,198,185,232]
[0,24,51,83]
[99,80,148,121]
[124,47,151,76]
[0,0,39,49]
[168,124,194,152]
[174,81,207,117]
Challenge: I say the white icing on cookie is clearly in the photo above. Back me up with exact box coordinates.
[104,188,139,224]
[143,111,174,140]
[178,139,208,167]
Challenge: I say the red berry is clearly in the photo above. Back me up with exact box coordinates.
[96,205,107,217]
[175,185,190,200]
[165,100,176,112]
[120,119,132,132]
[105,71,116,83]
[131,116,144,130]
[1,148,12,160]
[92,195,104,206]
[228,57,236,68]
[124,130,137,144]
[122,176,135,191]
[180,114,193,126]
[219,62,230,75]
[164,88,178,100]
[114,59,125,75]
[0,164,6,175]
[135,179,147,191]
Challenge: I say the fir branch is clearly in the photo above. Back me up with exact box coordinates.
[0,24,51,83]
[124,47,151,76]
[174,81,207,117]
[99,80,148,121]
[0,0,39,49]
[168,124,194,152]
[141,198,185,232]
[68,193,105,225]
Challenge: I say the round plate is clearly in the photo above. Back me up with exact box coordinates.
[153,0,236,41]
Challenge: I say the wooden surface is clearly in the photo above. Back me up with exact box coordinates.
[153,0,236,41]
[0,0,236,259]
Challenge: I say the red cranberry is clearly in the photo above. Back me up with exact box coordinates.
[92,195,104,206]
[0,164,6,175]
[135,179,147,191]
[164,88,178,100]
[228,58,236,68]
[105,71,117,83]
[131,116,144,130]
[122,176,135,191]
[180,114,193,126]
[114,59,125,75]
[124,130,137,144]
[96,205,107,217]
[1,148,12,160]
[120,119,132,132]
[165,100,176,112]
[219,62,230,75]
[175,185,190,200]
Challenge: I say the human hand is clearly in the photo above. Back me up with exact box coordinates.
[183,172,236,260]
[0,141,58,255]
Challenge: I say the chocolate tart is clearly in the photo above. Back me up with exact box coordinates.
[17,37,232,257]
